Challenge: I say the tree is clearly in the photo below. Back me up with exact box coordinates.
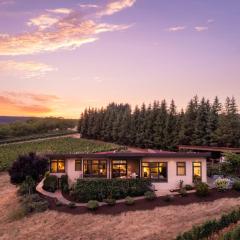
[153,100,168,148]
[208,96,222,145]
[164,100,179,149]
[179,96,199,145]
[215,97,240,147]
[221,153,240,176]
[9,152,48,184]
[192,98,211,145]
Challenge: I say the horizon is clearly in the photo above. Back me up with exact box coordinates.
[1,0,240,118]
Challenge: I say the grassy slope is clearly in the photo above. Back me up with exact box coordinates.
[0,138,122,171]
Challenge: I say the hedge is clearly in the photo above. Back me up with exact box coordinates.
[43,175,58,193]
[221,225,240,240]
[71,178,151,202]
[176,208,240,240]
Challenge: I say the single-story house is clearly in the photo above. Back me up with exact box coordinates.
[46,149,210,190]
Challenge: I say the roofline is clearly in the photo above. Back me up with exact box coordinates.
[178,145,240,153]
[45,152,211,159]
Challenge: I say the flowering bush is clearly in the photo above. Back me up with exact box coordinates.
[214,178,231,192]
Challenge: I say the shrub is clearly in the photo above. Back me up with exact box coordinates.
[60,175,69,194]
[144,191,157,201]
[8,152,48,184]
[104,198,116,206]
[233,181,240,191]
[185,184,194,191]
[214,178,231,192]
[68,202,76,209]
[222,225,240,240]
[43,175,58,193]
[87,200,99,210]
[55,200,62,207]
[175,208,240,240]
[71,178,151,202]
[179,188,187,197]
[125,196,135,205]
[22,194,48,214]
[164,194,174,202]
[8,208,26,221]
[195,182,210,197]
[18,176,35,195]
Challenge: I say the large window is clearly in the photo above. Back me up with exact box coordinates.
[50,159,65,173]
[177,162,186,176]
[112,160,127,178]
[142,162,167,182]
[75,159,82,171]
[83,160,107,178]
[193,162,202,182]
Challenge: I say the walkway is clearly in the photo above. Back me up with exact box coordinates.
[36,178,186,207]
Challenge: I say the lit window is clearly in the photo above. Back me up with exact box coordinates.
[177,162,186,176]
[112,160,127,178]
[75,159,82,171]
[50,159,65,173]
[193,162,202,182]
[142,162,167,182]
[51,160,58,173]
[83,160,107,178]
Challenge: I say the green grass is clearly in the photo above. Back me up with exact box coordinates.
[0,138,122,171]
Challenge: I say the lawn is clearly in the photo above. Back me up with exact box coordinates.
[0,138,122,171]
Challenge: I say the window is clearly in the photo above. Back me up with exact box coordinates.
[75,159,82,171]
[112,160,127,178]
[141,162,167,182]
[50,159,65,173]
[193,162,202,182]
[177,162,186,176]
[83,160,107,178]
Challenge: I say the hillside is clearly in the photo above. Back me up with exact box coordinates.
[0,116,38,124]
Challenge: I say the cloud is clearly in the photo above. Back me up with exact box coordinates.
[27,14,59,30]
[79,4,98,9]
[98,0,136,16]
[0,92,60,115]
[194,26,208,32]
[0,60,57,78]
[47,8,72,14]
[167,26,186,32]
[0,0,136,56]
[207,19,214,23]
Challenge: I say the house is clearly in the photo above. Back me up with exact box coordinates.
[46,149,210,190]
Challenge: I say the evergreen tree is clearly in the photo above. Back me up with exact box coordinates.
[179,96,199,145]
[192,98,211,145]
[164,100,178,150]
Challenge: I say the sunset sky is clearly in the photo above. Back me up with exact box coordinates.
[0,0,240,118]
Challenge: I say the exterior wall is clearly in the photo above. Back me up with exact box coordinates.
[141,157,207,190]
[50,157,207,190]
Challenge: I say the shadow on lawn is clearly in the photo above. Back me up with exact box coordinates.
[44,189,240,216]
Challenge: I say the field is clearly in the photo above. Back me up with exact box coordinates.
[1,172,240,240]
[0,138,122,171]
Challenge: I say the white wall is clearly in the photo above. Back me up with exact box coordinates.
[50,157,207,190]
[142,157,207,190]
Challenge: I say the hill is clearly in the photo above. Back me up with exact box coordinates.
[0,116,38,124]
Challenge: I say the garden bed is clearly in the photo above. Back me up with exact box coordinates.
[44,188,240,215]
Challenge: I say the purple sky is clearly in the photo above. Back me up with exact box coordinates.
[0,0,240,117]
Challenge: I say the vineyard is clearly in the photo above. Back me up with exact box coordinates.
[0,138,122,171]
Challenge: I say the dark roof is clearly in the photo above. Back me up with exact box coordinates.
[46,151,210,159]
[178,145,240,153]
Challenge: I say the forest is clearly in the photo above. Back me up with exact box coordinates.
[0,117,77,140]
[78,96,240,150]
